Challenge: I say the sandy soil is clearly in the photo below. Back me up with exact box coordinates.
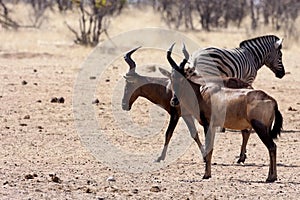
[0,5,299,200]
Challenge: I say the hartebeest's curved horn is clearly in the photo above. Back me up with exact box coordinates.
[179,43,189,70]
[182,43,189,60]
[167,43,180,71]
[124,46,141,72]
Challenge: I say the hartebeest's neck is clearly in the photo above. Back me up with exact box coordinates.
[138,76,174,114]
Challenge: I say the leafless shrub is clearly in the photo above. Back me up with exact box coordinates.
[0,0,19,29]
[65,0,126,46]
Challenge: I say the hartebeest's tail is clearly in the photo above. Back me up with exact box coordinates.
[270,104,283,139]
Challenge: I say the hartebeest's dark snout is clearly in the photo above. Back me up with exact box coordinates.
[170,95,180,107]
[121,101,131,111]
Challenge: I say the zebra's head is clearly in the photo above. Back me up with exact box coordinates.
[264,38,285,79]
[240,35,285,79]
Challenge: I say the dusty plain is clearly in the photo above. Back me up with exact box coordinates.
[0,5,299,200]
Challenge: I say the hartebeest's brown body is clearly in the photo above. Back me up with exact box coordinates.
[164,44,283,182]
[122,47,251,163]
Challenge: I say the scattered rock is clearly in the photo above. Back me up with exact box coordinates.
[288,106,297,111]
[57,97,65,103]
[24,115,30,119]
[286,72,291,75]
[86,188,92,193]
[105,79,110,82]
[3,181,9,185]
[271,86,276,89]
[90,76,96,80]
[50,97,64,103]
[22,80,28,85]
[33,69,37,73]
[50,97,58,103]
[33,83,38,86]
[36,100,42,103]
[92,99,100,104]
[20,123,27,127]
[132,189,139,194]
[150,186,161,192]
[49,174,62,183]
[106,176,116,182]
[25,174,34,179]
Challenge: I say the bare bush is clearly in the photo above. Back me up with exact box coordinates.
[66,0,126,46]
[0,0,19,29]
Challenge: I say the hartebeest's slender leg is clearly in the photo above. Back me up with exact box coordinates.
[182,115,205,156]
[251,120,277,182]
[237,129,251,163]
[156,107,180,162]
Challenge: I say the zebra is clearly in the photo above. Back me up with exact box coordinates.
[187,35,285,84]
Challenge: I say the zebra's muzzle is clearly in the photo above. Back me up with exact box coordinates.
[275,70,285,78]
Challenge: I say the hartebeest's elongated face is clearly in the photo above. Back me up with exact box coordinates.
[164,43,189,107]
[121,47,142,111]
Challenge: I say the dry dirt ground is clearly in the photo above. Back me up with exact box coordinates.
[0,5,300,200]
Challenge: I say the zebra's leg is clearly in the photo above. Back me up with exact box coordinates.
[237,129,251,163]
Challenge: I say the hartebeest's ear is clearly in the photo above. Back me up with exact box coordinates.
[274,38,283,49]
[159,67,171,78]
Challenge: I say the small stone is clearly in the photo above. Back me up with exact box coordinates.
[50,97,58,103]
[33,83,38,86]
[37,126,43,129]
[132,189,138,194]
[90,76,96,80]
[33,69,37,73]
[86,188,92,193]
[49,174,62,183]
[288,106,297,111]
[3,181,9,185]
[105,79,110,82]
[36,100,42,103]
[25,174,34,179]
[24,115,30,119]
[271,86,275,89]
[106,176,116,182]
[92,99,100,104]
[150,186,161,192]
[58,97,65,103]
[20,123,27,127]
[22,80,28,85]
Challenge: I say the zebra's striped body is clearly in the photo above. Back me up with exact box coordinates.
[190,35,285,84]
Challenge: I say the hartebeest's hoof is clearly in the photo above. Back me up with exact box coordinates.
[266,176,277,183]
[237,154,247,164]
[154,158,163,163]
[202,175,211,179]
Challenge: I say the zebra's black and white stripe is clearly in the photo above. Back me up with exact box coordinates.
[190,35,285,84]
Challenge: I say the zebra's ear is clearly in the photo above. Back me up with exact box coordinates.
[274,38,283,49]
[159,67,171,78]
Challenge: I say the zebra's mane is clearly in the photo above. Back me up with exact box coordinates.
[239,35,280,48]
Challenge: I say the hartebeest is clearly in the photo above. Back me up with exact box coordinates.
[163,44,283,182]
[122,47,251,163]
